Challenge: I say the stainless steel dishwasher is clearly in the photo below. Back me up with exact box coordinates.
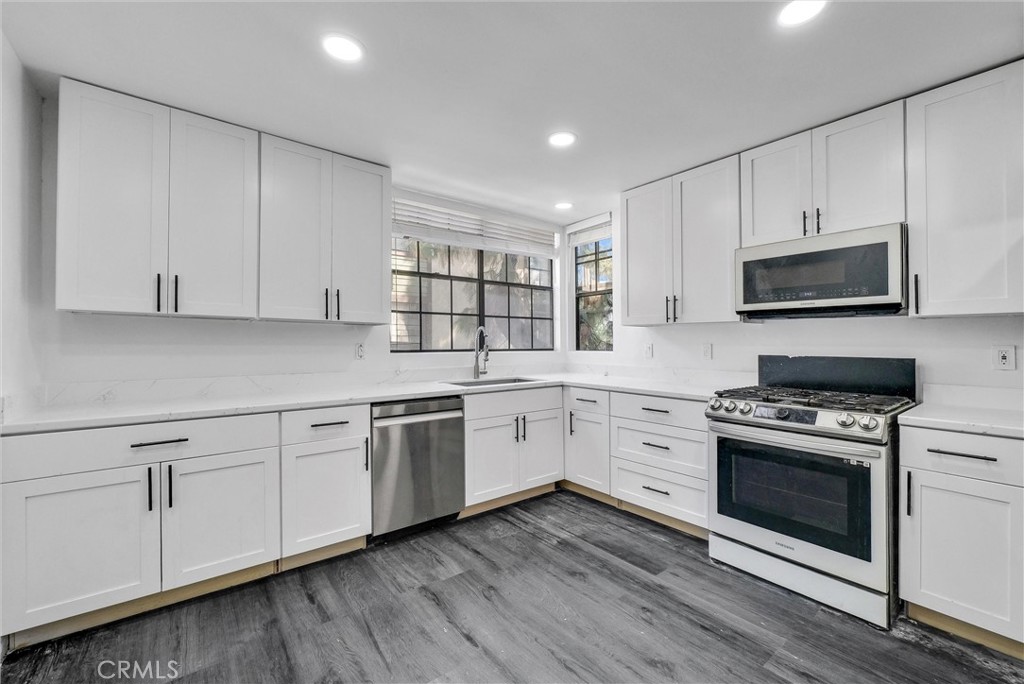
[371,396,465,536]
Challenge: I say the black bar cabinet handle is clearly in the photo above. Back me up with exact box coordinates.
[324,288,330,320]
[802,210,808,236]
[514,416,519,443]
[913,274,920,315]
[665,296,670,323]
[147,467,153,512]
[310,420,350,429]
[575,398,598,404]
[906,470,911,516]
[641,407,670,414]
[168,464,173,509]
[642,485,670,496]
[336,289,341,321]
[521,415,527,442]
[174,275,179,313]
[927,448,998,463]
[364,437,369,471]
[130,437,189,449]
[673,295,678,322]
[156,273,162,312]
[642,441,670,451]
[569,411,575,436]
[815,208,821,234]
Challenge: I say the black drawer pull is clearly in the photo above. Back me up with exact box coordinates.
[168,464,173,508]
[642,441,670,451]
[575,398,598,404]
[569,411,575,436]
[310,420,350,429]
[130,437,189,449]
[906,470,912,516]
[641,407,670,414]
[927,448,998,463]
[642,485,670,496]
[147,467,153,512]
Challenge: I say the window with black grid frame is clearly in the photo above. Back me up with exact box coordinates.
[575,237,613,351]
[390,238,554,352]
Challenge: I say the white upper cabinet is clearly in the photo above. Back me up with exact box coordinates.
[739,132,812,247]
[673,155,741,323]
[907,60,1024,317]
[259,135,334,321]
[56,78,170,314]
[332,156,392,325]
[169,111,259,318]
[620,178,675,326]
[740,102,905,247]
[812,101,905,234]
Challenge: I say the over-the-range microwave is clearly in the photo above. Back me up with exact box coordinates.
[735,223,908,320]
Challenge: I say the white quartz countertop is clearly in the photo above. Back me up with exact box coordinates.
[0,373,728,436]
[898,403,1024,440]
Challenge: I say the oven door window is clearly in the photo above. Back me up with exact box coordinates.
[717,437,872,561]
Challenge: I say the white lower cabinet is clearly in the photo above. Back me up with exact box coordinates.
[2,465,162,634]
[611,458,708,528]
[281,436,371,557]
[464,388,564,506]
[565,409,611,494]
[900,442,1024,641]
[161,448,281,590]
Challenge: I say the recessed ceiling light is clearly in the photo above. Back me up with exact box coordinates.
[548,132,577,148]
[555,202,574,210]
[322,34,365,63]
[778,1,827,27]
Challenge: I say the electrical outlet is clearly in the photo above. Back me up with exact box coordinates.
[702,343,713,361]
[355,343,366,360]
[992,345,1016,370]
[643,343,654,359]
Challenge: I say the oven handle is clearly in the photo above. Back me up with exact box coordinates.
[707,421,883,460]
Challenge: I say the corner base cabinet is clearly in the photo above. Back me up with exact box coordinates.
[564,387,611,494]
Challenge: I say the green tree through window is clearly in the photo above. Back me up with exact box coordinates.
[575,238,613,351]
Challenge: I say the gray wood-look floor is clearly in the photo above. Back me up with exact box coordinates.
[3,491,1021,684]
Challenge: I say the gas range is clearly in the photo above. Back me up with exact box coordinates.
[705,385,914,444]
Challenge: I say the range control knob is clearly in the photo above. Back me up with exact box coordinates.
[739,402,754,415]
[836,412,855,428]
[776,408,790,420]
[724,400,738,413]
[858,415,879,430]
[708,398,723,411]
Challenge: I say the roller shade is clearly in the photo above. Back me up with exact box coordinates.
[567,212,612,247]
[393,188,559,258]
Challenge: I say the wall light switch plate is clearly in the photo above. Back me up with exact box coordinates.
[992,345,1016,370]
[702,343,713,361]
[643,343,654,359]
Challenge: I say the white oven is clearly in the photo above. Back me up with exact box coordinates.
[708,421,891,593]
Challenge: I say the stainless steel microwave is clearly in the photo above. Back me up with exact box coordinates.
[735,223,907,319]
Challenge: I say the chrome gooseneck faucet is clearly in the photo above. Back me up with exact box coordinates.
[473,326,489,379]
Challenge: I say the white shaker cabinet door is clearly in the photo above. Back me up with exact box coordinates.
[168,111,259,318]
[161,448,281,590]
[281,436,371,557]
[519,408,564,490]
[620,178,675,326]
[812,101,905,234]
[907,60,1024,316]
[740,132,812,247]
[259,135,334,321]
[465,416,519,506]
[56,78,170,314]
[900,467,1024,641]
[565,409,610,494]
[2,465,162,633]
[332,155,391,325]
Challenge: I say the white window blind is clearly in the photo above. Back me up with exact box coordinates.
[393,188,559,258]
[567,212,612,247]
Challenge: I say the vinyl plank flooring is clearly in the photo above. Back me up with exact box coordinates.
[3,491,1021,684]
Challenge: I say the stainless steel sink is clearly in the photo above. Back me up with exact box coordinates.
[448,377,541,388]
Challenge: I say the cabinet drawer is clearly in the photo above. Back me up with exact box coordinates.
[1,413,279,483]
[564,387,610,415]
[281,405,369,445]
[611,392,706,430]
[464,387,561,421]
[611,417,707,479]
[611,458,708,529]
[901,427,1023,487]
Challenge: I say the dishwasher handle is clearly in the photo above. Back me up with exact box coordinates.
[372,410,464,428]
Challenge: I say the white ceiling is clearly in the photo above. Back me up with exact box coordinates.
[3,2,1022,226]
